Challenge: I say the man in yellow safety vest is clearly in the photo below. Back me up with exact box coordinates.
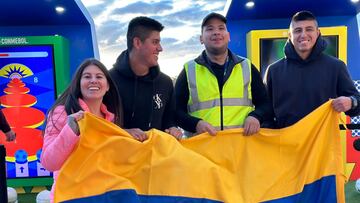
[175,12,273,137]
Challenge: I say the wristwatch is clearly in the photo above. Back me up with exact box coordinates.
[350,96,358,110]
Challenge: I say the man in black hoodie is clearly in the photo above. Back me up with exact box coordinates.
[109,16,182,141]
[264,11,360,128]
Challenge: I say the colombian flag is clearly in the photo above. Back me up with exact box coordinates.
[55,101,345,203]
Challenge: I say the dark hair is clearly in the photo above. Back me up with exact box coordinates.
[291,11,318,27]
[126,16,164,51]
[47,58,123,127]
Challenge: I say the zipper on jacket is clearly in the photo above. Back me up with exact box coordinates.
[219,56,229,130]
[220,88,224,131]
[220,59,229,131]
[131,77,138,120]
[148,81,155,129]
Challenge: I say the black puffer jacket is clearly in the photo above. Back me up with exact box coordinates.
[264,36,360,128]
[109,50,176,131]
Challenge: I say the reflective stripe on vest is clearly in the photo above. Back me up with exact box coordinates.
[185,58,254,128]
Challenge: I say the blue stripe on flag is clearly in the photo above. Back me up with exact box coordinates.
[61,189,222,203]
[262,175,337,203]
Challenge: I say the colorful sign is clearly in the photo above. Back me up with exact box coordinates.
[0,44,56,179]
[0,36,69,187]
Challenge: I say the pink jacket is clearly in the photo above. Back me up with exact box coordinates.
[41,99,114,202]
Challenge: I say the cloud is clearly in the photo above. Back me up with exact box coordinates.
[155,8,205,28]
[82,0,227,77]
[111,1,173,15]
[85,4,105,17]
[162,36,203,59]
[160,7,205,23]
[96,20,128,48]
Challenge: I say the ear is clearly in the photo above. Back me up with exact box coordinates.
[133,37,142,49]
[228,31,231,42]
[199,35,204,44]
[288,31,291,40]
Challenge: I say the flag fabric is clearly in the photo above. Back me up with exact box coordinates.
[55,101,345,203]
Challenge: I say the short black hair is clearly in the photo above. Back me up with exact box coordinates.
[126,16,164,51]
[291,11,318,27]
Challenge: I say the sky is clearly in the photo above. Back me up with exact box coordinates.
[81,0,227,78]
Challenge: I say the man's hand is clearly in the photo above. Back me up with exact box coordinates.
[196,120,217,136]
[165,127,183,140]
[243,116,260,136]
[5,130,16,142]
[125,128,148,142]
[332,96,352,112]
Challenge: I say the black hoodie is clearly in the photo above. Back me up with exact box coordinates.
[264,36,360,128]
[109,50,176,131]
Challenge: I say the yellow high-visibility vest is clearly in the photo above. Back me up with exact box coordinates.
[185,58,254,130]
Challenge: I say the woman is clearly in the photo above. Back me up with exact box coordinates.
[41,58,123,202]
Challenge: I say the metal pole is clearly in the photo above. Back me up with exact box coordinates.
[0,145,8,203]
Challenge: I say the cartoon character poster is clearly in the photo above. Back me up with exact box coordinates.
[0,45,55,178]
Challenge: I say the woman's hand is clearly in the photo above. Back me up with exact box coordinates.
[67,110,84,135]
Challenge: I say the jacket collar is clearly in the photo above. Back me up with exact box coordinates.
[194,49,244,67]
[78,98,114,122]
[284,35,327,63]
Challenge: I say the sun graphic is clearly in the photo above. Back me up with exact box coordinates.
[0,63,34,79]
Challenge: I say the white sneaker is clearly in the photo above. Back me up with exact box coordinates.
[7,187,17,203]
[36,190,51,203]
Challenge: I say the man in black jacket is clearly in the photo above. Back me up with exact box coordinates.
[175,13,272,136]
[109,17,181,141]
[264,11,360,128]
